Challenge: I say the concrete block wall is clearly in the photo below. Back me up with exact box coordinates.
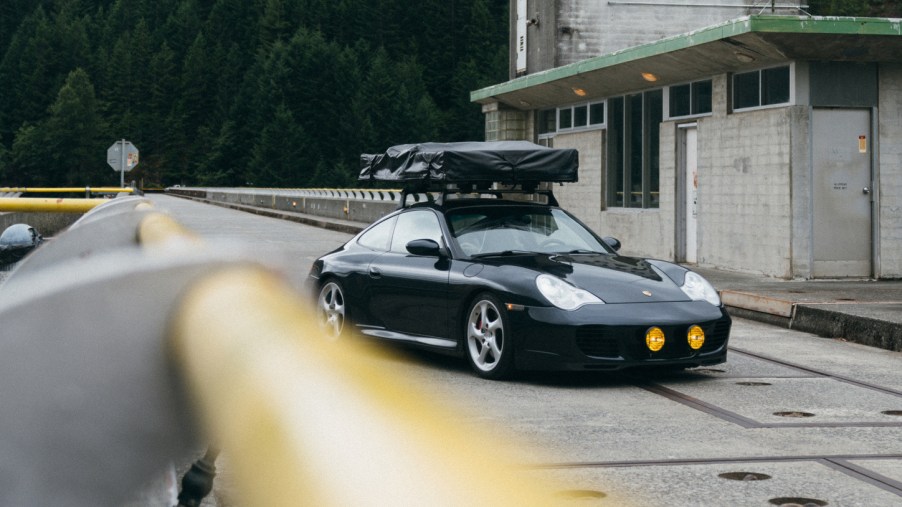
[552,130,604,232]
[697,75,794,277]
[484,106,528,141]
[878,63,902,278]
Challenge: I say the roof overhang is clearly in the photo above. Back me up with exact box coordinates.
[471,15,902,110]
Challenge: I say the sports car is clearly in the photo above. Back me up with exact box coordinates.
[308,141,730,379]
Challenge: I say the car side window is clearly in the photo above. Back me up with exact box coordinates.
[357,216,397,251]
[390,210,443,253]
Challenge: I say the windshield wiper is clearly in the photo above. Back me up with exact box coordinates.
[470,250,534,258]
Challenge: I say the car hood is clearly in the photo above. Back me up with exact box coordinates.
[481,253,691,304]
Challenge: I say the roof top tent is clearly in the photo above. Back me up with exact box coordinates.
[359,141,579,208]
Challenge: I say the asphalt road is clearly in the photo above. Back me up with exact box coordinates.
[145,195,902,505]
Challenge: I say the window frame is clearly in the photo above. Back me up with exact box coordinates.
[540,100,607,139]
[606,89,663,210]
[731,63,795,113]
[666,79,713,120]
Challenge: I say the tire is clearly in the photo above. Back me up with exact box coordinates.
[317,280,348,340]
[464,293,515,380]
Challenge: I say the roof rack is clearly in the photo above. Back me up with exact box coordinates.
[397,182,560,209]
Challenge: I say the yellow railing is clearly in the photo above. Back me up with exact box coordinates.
[0,186,134,194]
[136,211,564,506]
[0,197,109,213]
[2,197,614,505]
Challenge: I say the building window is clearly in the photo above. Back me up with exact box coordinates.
[669,79,712,119]
[732,65,791,111]
[537,109,556,135]
[559,108,573,129]
[607,90,662,209]
[543,101,606,135]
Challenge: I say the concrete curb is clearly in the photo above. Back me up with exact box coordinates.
[791,305,902,352]
[722,288,902,352]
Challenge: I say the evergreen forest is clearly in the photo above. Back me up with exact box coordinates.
[0,0,896,189]
[0,0,508,188]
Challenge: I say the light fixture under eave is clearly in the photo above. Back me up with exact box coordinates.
[572,87,587,97]
[641,72,658,82]
[734,52,755,63]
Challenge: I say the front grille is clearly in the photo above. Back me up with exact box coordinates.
[701,318,731,353]
[575,326,623,358]
[574,317,730,361]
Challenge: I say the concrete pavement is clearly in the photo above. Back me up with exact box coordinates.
[169,191,902,354]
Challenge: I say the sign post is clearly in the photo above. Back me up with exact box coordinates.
[107,139,139,188]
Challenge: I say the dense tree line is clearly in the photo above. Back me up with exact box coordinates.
[0,0,507,188]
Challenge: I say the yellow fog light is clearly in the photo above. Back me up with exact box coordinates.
[645,327,665,352]
[688,325,705,350]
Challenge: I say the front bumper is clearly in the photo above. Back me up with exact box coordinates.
[509,301,731,371]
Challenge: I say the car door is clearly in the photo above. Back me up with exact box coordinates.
[367,209,452,340]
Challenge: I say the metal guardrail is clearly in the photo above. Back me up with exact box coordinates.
[167,186,439,225]
[0,195,564,506]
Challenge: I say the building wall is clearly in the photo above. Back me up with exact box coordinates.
[557,0,766,67]
[696,75,794,277]
[878,63,902,278]
[513,0,800,74]
[553,128,676,260]
[548,73,798,273]
[551,130,604,232]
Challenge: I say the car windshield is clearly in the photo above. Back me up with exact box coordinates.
[446,206,611,257]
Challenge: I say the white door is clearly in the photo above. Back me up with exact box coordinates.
[812,109,872,278]
[681,126,699,263]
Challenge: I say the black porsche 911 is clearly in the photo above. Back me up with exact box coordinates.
[308,141,730,379]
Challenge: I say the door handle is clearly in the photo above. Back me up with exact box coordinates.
[369,266,382,278]
[863,187,870,195]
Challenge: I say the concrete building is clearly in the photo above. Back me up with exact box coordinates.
[474,4,902,279]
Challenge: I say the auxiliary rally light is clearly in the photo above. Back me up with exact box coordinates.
[645,327,665,352]
[688,325,706,350]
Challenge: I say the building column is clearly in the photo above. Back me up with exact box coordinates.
[482,102,528,141]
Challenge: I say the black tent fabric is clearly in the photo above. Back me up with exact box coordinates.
[359,141,578,184]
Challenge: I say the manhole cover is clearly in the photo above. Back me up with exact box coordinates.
[736,381,772,386]
[773,411,815,418]
[882,410,902,416]
[718,471,772,481]
[768,497,828,506]
[555,489,607,500]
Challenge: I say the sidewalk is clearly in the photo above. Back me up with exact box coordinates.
[172,193,902,353]
[692,266,902,352]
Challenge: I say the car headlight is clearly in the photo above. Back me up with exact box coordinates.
[536,274,604,311]
[680,271,721,306]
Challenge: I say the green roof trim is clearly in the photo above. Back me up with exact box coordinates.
[471,15,902,103]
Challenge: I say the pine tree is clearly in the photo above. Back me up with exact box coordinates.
[45,68,108,185]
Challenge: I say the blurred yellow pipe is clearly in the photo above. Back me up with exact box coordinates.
[168,267,562,507]
[137,212,202,251]
[0,187,134,194]
[0,197,107,213]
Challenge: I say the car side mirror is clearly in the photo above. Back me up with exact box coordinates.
[406,238,442,257]
[603,236,621,252]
